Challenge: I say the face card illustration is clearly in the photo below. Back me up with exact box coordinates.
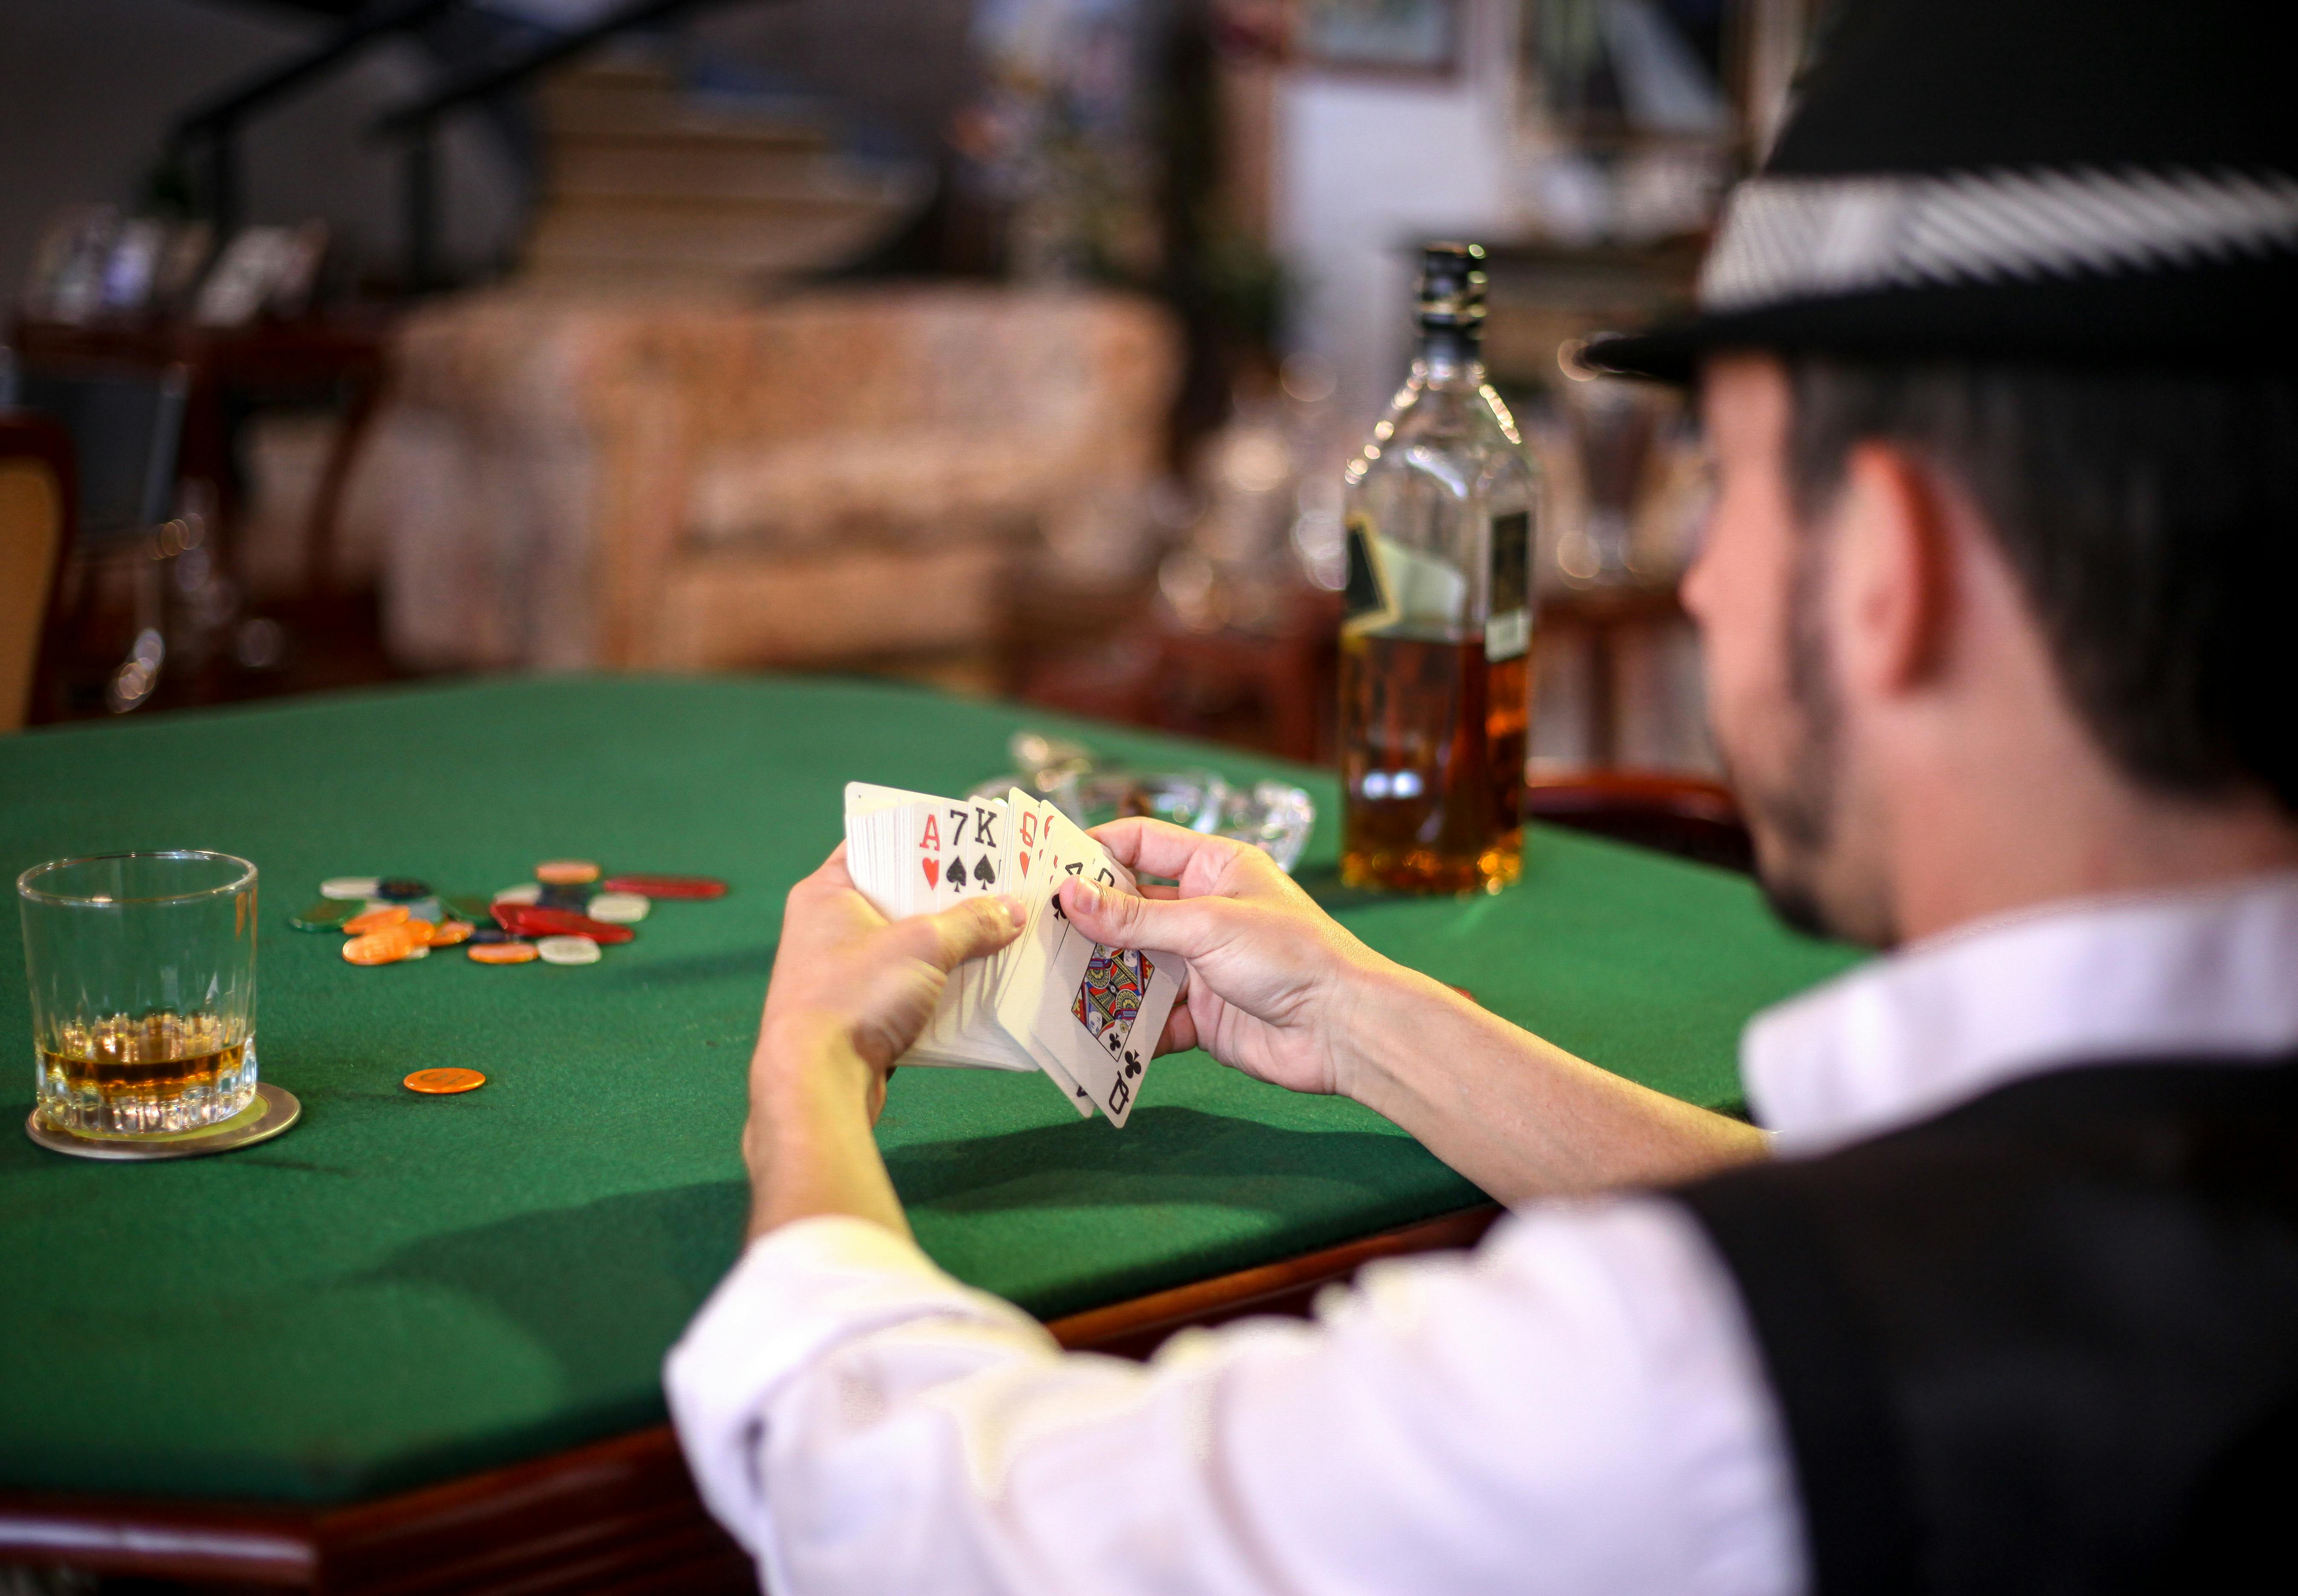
[1031,918,1179,1128]
[1073,945,1156,1064]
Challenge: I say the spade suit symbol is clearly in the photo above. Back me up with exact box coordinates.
[973,855,997,888]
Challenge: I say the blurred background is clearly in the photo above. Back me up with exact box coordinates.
[1,0,1825,782]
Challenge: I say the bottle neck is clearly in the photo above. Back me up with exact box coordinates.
[1414,322,1483,381]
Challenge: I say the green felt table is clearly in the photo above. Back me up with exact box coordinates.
[0,674,1857,1518]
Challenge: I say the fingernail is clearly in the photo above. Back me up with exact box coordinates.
[997,894,1026,927]
[1066,878,1100,906]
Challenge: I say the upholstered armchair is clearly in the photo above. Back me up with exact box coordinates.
[352,285,1179,676]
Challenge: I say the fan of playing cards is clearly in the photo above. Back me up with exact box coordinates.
[845,783,1183,1127]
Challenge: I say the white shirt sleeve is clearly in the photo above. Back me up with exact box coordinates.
[664,1200,1809,1596]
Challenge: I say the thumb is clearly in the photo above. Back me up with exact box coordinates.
[913,893,1026,971]
[1060,877,1230,960]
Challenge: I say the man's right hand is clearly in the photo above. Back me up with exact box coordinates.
[1054,819,1402,1099]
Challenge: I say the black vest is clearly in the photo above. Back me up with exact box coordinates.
[1674,1057,2298,1595]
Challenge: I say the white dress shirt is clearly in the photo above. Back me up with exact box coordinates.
[666,871,2298,1596]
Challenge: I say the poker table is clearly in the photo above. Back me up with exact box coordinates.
[0,675,1856,1592]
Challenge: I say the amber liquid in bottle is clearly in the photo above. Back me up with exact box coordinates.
[1340,635,1528,893]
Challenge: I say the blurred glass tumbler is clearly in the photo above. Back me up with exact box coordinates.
[20,852,259,1136]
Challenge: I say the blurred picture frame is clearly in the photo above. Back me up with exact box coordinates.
[1295,0,1463,75]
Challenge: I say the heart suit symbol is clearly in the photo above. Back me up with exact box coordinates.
[921,858,939,889]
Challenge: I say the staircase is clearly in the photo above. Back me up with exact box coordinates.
[521,58,931,290]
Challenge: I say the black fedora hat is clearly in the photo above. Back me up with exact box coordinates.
[1585,0,2298,382]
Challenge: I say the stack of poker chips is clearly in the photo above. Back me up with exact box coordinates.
[289,863,727,967]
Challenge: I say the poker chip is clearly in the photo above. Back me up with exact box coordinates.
[342,905,411,936]
[492,905,634,944]
[585,891,650,923]
[468,940,538,965]
[535,935,601,966]
[344,925,425,965]
[602,873,726,899]
[289,900,358,931]
[318,858,718,978]
[404,1067,486,1094]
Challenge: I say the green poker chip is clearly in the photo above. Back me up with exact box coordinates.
[439,893,493,924]
[289,899,359,932]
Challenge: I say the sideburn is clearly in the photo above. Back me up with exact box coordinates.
[1749,526,1848,940]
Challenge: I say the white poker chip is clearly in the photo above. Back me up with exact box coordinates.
[322,876,380,901]
[535,935,601,966]
[492,883,542,905]
[585,892,650,923]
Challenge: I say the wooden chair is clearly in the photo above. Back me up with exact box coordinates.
[1526,770,1754,874]
[0,412,76,731]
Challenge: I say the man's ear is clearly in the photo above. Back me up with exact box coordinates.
[1828,440,1953,700]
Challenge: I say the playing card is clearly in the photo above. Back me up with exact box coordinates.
[993,807,1176,1125]
[1046,936,1179,1127]
[844,781,945,818]
[836,780,1168,1122]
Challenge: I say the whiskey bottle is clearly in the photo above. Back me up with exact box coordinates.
[1338,242,1537,894]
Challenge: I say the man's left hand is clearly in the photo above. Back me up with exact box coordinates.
[744,844,1023,1239]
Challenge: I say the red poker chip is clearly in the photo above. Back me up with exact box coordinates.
[490,905,636,944]
[600,874,727,900]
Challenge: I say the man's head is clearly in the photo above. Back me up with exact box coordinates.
[1685,354,2298,947]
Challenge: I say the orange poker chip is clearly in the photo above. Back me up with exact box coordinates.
[430,919,474,946]
[535,859,601,885]
[343,923,428,965]
[404,1067,486,1095]
[468,940,538,964]
[342,905,410,935]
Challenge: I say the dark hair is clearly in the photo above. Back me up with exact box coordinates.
[1782,358,2298,815]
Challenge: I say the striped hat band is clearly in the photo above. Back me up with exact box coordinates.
[1700,167,2298,314]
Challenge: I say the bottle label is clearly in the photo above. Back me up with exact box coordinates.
[1486,510,1531,661]
[1341,512,1400,636]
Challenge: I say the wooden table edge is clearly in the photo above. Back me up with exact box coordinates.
[0,1203,1503,1592]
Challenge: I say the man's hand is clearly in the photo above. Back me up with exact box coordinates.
[1056,821,1402,1099]
[1059,819,1769,1203]
[744,844,1022,1240]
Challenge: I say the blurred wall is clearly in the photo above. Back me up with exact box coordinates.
[691,0,977,153]
[1272,0,1516,426]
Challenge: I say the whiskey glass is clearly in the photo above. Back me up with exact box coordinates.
[19,851,259,1135]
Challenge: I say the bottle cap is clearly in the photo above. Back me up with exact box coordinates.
[1417,242,1487,331]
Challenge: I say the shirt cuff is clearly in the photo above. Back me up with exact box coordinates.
[664,1215,1047,1550]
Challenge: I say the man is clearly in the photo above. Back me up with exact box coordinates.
[668,0,2298,1588]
